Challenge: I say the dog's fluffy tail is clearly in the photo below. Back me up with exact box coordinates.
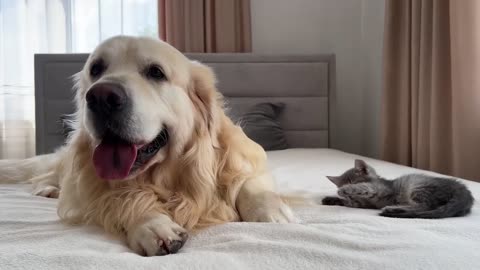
[281,191,317,207]
[0,153,58,184]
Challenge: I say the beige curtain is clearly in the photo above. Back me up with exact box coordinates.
[158,0,251,52]
[382,0,480,182]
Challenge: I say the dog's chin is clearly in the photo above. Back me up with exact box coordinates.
[90,128,169,181]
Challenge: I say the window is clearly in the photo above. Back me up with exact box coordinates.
[0,0,158,158]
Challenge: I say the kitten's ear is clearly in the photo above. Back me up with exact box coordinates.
[327,176,342,187]
[354,159,368,174]
[354,159,377,177]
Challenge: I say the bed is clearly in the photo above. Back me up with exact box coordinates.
[1,54,479,270]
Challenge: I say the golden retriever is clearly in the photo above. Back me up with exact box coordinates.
[0,36,295,256]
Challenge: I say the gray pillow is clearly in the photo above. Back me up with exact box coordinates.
[239,102,288,151]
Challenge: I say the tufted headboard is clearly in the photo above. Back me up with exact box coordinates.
[34,53,334,154]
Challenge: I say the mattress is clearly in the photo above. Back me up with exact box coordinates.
[1,149,479,270]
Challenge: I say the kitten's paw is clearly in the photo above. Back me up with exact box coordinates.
[337,186,356,197]
[127,214,188,256]
[380,206,408,217]
[381,206,407,214]
[322,196,344,206]
[32,185,60,198]
[338,184,374,198]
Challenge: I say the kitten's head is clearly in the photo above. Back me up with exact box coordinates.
[326,159,378,187]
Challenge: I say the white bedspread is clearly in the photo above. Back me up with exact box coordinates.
[1,149,479,270]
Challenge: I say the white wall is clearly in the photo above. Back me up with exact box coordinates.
[251,0,385,157]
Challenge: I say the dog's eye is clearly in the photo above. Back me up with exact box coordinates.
[145,65,165,81]
[90,59,106,78]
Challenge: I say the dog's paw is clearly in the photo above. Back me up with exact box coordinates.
[127,214,188,256]
[322,196,344,206]
[242,192,297,223]
[32,185,60,198]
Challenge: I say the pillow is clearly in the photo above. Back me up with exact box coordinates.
[239,102,289,151]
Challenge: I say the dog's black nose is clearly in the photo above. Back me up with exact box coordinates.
[86,83,127,114]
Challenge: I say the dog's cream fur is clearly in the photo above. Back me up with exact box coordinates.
[0,36,295,256]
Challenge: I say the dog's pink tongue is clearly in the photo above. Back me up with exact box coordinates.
[93,140,137,180]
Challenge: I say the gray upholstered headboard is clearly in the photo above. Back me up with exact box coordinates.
[34,53,334,154]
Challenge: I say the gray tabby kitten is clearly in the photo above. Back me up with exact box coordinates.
[322,159,474,218]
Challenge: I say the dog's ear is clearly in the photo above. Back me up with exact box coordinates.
[188,61,221,136]
[173,62,223,228]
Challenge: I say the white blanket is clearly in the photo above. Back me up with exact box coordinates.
[1,149,479,270]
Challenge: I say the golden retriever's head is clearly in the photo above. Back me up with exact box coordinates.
[73,36,218,181]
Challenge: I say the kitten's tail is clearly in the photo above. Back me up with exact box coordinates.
[380,188,474,219]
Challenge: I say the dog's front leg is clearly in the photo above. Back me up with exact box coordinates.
[83,188,188,256]
[236,173,296,223]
